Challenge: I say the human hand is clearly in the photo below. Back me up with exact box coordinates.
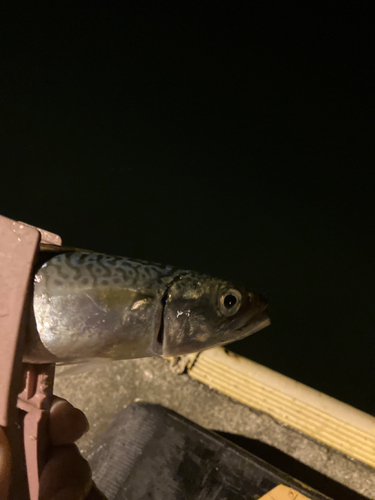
[0,396,106,500]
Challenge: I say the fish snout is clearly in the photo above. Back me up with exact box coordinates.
[252,291,269,313]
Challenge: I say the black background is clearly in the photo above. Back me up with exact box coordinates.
[1,3,374,414]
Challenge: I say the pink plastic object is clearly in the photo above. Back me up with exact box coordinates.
[0,215,62,500]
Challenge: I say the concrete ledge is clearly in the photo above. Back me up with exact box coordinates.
[54,352,375,499]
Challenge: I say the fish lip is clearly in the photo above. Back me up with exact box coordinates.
[236,312,271,335]
[209,313,270,353]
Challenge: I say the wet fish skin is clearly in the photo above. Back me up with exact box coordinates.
[25,248,270,364]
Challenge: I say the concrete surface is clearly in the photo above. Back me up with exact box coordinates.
[54,356,375,499]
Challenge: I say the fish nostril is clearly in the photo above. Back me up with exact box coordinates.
[257,292,269,310]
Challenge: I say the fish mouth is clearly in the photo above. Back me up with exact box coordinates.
[235,312,271,337]
[211,312,270,353]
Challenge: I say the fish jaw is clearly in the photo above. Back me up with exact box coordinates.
[226,313,271,343]
[161,308,270,358]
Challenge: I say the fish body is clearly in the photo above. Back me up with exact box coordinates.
[25,248,270,364]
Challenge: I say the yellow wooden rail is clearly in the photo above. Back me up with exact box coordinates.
[188,348,375,468]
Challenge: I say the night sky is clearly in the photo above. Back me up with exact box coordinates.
[1,4,374,414]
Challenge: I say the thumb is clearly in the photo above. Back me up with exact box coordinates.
[0,427,11,500]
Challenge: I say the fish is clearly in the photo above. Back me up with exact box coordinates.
[24,245,270,364]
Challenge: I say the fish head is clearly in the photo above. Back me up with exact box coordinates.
[161,273,270,357]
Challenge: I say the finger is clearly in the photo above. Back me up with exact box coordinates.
[49,396,89,445]
[39,444,92,500]
[0,427,11,500]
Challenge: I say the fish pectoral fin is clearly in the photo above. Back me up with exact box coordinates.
[131,298,153,310]
[85,289,155,313]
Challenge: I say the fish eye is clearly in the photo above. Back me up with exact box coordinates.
[224,294,237,308]
[219,288,242,316]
